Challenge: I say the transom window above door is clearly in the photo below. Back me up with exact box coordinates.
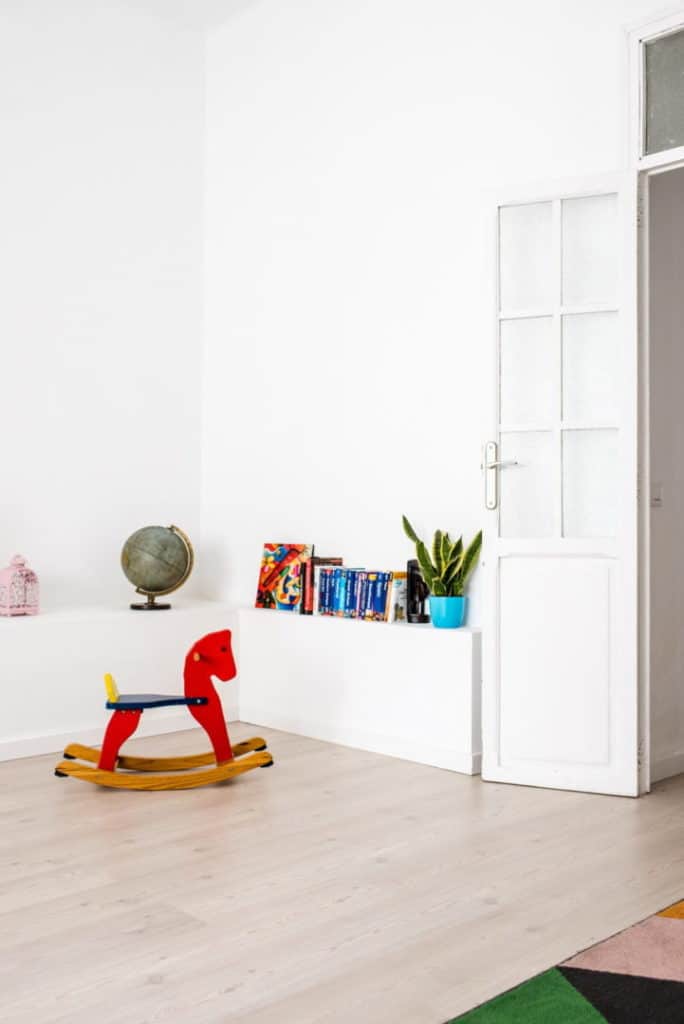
[644,27,684,156]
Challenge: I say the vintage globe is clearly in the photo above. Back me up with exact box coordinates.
[121,525,194,610]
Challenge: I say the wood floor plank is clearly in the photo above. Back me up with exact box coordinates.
[2,724,684,1024]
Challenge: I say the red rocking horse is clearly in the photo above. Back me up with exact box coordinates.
[54,629,273,790]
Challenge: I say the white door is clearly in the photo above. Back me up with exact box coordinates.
[482,176,642,796]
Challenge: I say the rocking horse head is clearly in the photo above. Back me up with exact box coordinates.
[187,629,237,682]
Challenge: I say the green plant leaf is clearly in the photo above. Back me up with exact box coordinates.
[440,532,451,567]
[449,536,463,561]
[432,579,447,597]
[459,530,483,590]
[416,541,436,586]
[442,553,464,587]
[402,515,420,545]
[432,530,444,573]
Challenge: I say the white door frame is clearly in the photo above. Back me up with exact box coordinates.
[628,8,684,793]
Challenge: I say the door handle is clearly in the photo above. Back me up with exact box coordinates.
[483,442,518,510]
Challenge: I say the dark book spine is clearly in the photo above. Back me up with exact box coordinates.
[356,572,368,618]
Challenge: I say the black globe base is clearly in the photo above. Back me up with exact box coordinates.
[130,595,172,611]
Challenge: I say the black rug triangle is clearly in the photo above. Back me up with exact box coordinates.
[559,967,684,1024]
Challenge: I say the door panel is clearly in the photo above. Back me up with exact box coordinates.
[499,557,612,767]
[483,176,640,796]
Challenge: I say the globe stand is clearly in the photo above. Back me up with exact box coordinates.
[130,593,171,611]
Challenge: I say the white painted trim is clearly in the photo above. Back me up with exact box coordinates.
[493,175,622,209]
[0,699,240,762]
[638,170,651,795]
[239,707,481,776]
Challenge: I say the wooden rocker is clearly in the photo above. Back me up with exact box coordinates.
[54,629,273,790]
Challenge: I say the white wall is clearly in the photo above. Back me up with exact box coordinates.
[201,0,663,624]
[649,166,684,781]
[0,1,205,609]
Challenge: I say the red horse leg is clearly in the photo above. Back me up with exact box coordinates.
[98,710,142,771]
[189,701,233,764]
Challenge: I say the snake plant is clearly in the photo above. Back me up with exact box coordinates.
[402,516,482,597]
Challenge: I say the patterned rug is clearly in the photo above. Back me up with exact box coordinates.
[448,899,684,1023]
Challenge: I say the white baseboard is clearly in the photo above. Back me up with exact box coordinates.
[240,705,481,776]
[0,698,240,762]
[651,748,684,783]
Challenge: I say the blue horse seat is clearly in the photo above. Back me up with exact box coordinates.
[106,694,209,711]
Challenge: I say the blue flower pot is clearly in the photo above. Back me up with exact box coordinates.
[429,595,467,629]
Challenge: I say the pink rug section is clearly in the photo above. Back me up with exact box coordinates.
[562,915,684,983]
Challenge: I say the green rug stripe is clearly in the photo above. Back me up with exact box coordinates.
[448,968,608,1023]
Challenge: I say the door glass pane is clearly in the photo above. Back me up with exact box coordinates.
[563,429,618,538]
[500,317,555,425]
[645,29,684,155]
[499,203,553,313]
[500,431,554,538]
[562,312,618,422]
[562,195,618,307]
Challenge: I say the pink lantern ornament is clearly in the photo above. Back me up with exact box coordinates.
[0,555,39,616]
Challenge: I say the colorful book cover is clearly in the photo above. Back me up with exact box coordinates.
[255,543,312,611]
[385,572,408,623]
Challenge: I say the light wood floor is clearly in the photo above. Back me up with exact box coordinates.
[2,725,684,1024]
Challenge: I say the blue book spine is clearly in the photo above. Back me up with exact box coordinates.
[345,570,359,618]
[319,568,332,614]
[372,572,391,621]
[332,567,345,616]
[362,573,378,619]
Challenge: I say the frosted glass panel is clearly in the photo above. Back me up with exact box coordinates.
[645,30,684,155]
[499,203,553,313]
[563,429,618,538]
[500,432,554,538]
[500,317,555,425]
[562,312,618,422]
[562,195,618,307]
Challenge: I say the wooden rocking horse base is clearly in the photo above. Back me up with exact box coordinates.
[55,737,273,790]
[61,736,268,771]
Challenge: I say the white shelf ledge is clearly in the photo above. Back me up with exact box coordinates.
[0,597,231,625]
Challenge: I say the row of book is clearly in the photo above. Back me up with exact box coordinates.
[312,567,407,622]
[255,543,407,623]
